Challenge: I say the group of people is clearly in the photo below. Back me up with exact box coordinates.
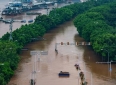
[55,49,58,54]
[74,64,88,85]
[30,79,36,85]
[74,64,81,70]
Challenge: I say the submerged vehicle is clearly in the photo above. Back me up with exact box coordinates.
[58,71,70,77]
[28,20,33,23]
[21,20,26,23]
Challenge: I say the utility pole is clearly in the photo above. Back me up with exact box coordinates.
[46,6,49,15]
[30,50,48,85]
[9,19,14,41]
[0,18,26,41]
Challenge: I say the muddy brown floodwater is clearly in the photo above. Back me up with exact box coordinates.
[0,1,116,85]
[8,20,116,85]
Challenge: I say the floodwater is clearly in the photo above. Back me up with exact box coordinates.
[0,0,116,85]
[0,0,57,37]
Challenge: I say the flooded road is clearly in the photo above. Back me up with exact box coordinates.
[0,0,116,85]
[8,21,116,85]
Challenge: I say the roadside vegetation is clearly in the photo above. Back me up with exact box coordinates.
[73,1,116,61]
[0,0,116,84]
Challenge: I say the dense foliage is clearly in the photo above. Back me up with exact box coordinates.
[0,41,19,85]
[0,0,116,84]
[74,2,116,61]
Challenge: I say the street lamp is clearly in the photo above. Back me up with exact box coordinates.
[99,49,112,77]
[0,63,4,85]
[101,49,109,62]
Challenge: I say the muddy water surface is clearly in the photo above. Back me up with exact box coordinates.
[0,1,116,85]
[8,21,116,85]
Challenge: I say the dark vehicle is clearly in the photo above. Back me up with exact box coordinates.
[3,20,11,24]
[21,20,26,23]
[58,71,70,77]
[28,20,33,23]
